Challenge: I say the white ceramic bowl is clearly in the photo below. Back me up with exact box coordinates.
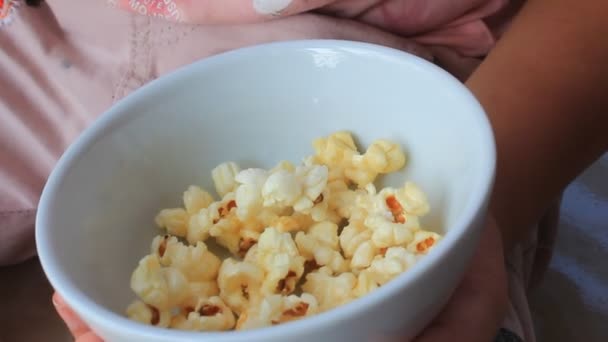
[36,40,495,342]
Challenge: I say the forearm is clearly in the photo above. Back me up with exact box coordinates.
[466,0,608,251]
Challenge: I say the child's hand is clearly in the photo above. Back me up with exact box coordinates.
[413,217,508,342]
[52,293,102,342]
[52,217,507,342]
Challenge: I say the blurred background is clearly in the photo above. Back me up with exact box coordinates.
[1,154,606,342]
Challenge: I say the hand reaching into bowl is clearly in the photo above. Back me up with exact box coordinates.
[53,218,508,342]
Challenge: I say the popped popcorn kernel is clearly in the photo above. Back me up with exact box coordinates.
[256,228,305,295]
[209,215,242,255]
[327,179,356,218]
[291,164,329,212]
[353,270,379,298]
[150,235,173,263]
[396,182,431,216]
[365,247,418,286]
[271,160,296,173]
[234,168,269,221]
[212,162,241,198]
[155,208,189,237]
[217,259,264,314]
[151,236,221,282]
[350,240,377,270]
[312,131,360,167]
[236,293,318,330]
[362,140,406,174]
[407,231,441,254]
[262,169,302,208]
[126,300,171,327]
[295,221,347,273]
[243,244,259,264]
[130,255,189,310]
[187,204,218,244]
[344,158,379,188]
[236,227,261,258]
[271,215,303,233]
[301,267,356,312]
[183,185,214,215]
[365,214,418,249]
[187,281,220,302]
[171,296,235,331]
[340,221,373,258]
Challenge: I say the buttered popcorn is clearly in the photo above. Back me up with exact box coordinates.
[295,221,347,273]
[170,296,235,331]
[126,131,442,331]
[236,293,318,330]
[217,258,264,314]
[254,227,305,296]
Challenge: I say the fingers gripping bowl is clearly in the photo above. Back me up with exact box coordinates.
[35,40,495,342]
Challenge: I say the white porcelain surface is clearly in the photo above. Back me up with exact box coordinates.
[35,40,495,342]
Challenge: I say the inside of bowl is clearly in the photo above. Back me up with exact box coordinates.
[42,42,492,316]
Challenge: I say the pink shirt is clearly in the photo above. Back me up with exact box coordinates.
[0,0,517,262]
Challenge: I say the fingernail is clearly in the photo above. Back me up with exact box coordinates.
[253,0,294,15]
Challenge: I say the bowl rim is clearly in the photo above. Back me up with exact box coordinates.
[35,39,496,340]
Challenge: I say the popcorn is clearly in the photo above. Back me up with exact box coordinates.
[187,281,220,301]
[234,168,269,221]
[270,215,304,233]
[209,193,243,254]
[361,140,406,174]
[295,221,347,273]
[327,179,356,218]
[340,221,373,258]
[183,185,214,215]
[187,202,220,244]
[130,255,190,310]
[255,228,305,296]
[151,235,221,282]
[126,300,171,327]
[236,227,261,258]
[396,182,431,216]
[407,231,441,254]
[212,162,241,198]
[292,165,328,211]
[365,247,418,286]
[349,239,377,270]
[344,159,378,188]
[364,214,419,248]
[312,131,360,167]
[344,139,407,187]
[127,131,441,332]
[217,259,264,314]
[353,270,379,298]
[301,267,356,312]
[261,169,302,208]
[155,208,189,237]
[171,296,235,331]
[236,293,318,330]
[243,244,258,264]
[210,216,242,255]
[270,160,296,173]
